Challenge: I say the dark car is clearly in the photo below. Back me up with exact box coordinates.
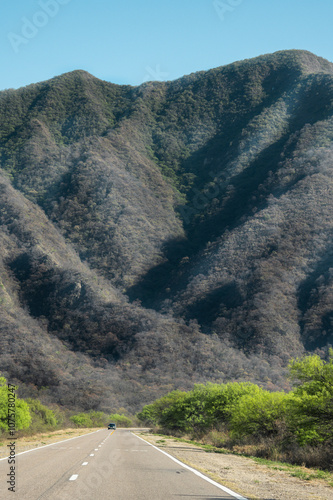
[108,423,116,430]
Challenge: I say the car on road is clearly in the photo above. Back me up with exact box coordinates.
[108,423,116,430]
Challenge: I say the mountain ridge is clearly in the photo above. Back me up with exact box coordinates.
[0,49,333,411]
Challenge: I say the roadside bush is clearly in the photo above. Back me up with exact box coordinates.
[136,353,333,469]
[89,411,109,427]
[137,403,159,426]
[138,382,262,434]
[69,410,111,428]
[137,390,186,426]
[0,375,31,432]
[108,413,133,427]
[70,412,93,428]
[229,389,290,438]
[158,391,205,433]
[202,382,263,425]
[287,351,333,445]
[203,429,227,447]
[25,398,58,433]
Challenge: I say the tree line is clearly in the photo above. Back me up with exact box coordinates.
[0,374,133,436]
[137,352,333,470]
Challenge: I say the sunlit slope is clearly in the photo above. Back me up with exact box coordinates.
[0,50,333,409]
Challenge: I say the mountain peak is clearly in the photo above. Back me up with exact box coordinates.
[222,49,333,76]
[51,69,102,86]
[1,50,333,409]
[278,49,333,74]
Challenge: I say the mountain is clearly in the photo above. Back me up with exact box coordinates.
[1,49,333,411]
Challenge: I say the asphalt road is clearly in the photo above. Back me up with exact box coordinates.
[0,429,247,499]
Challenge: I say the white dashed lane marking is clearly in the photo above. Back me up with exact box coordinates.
[69,435,112,482]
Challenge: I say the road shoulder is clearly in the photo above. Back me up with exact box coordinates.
[0,428,101,459]
[136,432,333,500]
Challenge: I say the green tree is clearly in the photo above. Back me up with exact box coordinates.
[70,411,111,428]
[158,390,203,432]
[137,390,186,426]
[203,382,263,425]
[156,383,261,433]
[229,389,290,438]
[70,412,93,428]
[108,413,133,428]
[0,375,31,431]
[26,398,57,432]
[138,383,263,433]
[137,403,160,426]
[89,411,108,427]
[287,351,333,445]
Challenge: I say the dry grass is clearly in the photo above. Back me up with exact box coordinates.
[140,432,333,500]
[197,430,333,471]
[0,428,101,459]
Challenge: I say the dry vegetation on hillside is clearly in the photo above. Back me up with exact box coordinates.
[0,50,333,411]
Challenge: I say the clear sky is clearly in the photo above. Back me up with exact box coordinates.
[1,0,333,91]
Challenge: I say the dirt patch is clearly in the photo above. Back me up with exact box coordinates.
[137,433,333,500]
[0,428,101,459]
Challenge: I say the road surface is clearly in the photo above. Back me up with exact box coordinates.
[0,429,247,499]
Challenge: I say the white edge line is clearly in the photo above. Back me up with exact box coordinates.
[0,429,103,461]
[132,433,248,500]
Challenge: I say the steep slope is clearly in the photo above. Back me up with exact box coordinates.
[0,50,333,410]
[127,51,333,354]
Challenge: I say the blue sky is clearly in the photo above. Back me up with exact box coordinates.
[1,0,333,91]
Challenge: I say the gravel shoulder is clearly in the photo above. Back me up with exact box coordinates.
[137,432,333,500]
